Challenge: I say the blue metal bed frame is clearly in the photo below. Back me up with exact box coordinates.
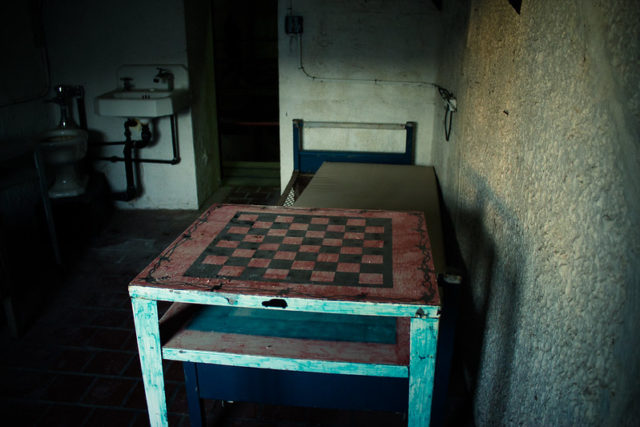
[293,119,416,173]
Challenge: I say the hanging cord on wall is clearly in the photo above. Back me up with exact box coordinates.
[437,86,457,141]
[288,9,458,140]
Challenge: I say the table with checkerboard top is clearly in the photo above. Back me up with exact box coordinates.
[129,204,440,427]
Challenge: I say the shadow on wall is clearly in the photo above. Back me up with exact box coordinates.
[439,167,529,425]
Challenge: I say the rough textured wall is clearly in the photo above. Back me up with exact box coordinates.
[432,0,640,425]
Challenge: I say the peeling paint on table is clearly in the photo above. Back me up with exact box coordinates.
[129,204,440,426]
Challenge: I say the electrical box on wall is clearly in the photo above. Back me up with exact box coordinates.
[285,15,303,34]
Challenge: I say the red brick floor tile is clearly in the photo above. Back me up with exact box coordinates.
[0,368,56,400]
[120,331,141,352]
[84,291,131,309]
[0,400,48,425]
[85,407,139,427]
[222,401,263,419]
[120,310,135,328]
[175,414,190,426]
[81,377,136,406]
[201,400,226,424]
[1,343,57,369]
[168,384,189,414]
[93,275,136,291]
[225,419,277,427]
[260,404,310,423]
[41,374,95,402]
[348,410,406,427]
[163,360,185,382]
[83,350,133,375]
[130,412,149,427]
[122,356,142,378]
[123,380,180,411]
[90,308,131,328]
[130,413,152,427]
[123,381,148,410]
[60,325,100,347]
[305,407,354,427]
[84,327,132,351]
[37,404,92,426]
[29,323,96,347]
[226,198,251,204]
[49,348,94,372]
[58,307,98,325]
[130,412,184,427]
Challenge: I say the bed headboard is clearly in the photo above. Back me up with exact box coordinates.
[292,119,415,173]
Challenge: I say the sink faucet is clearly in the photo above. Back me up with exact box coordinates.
[121,77,134,91]
[153,67,174,90]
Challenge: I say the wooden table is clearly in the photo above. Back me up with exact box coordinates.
[129,204,440,426]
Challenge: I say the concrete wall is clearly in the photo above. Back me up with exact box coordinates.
[0,2,55,140]
[278,0,444,190]
[184,0,222,206]
[2,0,210,209]
[0,3,48,107]
[45,0,199,209]
[432,0,640,424]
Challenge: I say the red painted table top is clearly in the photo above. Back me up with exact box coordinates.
[131,204,439,307]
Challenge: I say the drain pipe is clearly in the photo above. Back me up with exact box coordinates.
[93,114,181,165]
[91,114,181,201]
[111,118,139,201]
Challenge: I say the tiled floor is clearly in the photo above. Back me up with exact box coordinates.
[0,185,415,426]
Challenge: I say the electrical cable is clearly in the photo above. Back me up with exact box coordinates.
[437,86,456,141]
[291,15,458,140]
[296,34,441,89]
[444,107,453,141]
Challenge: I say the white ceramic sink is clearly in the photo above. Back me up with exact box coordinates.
[95,88,190,118]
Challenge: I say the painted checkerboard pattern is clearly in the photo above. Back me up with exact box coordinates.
[185,211,393,288]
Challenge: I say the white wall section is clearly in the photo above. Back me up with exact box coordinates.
[278,0,444,189]
[43,0,199,209]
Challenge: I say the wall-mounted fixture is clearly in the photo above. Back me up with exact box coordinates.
[153,67,175,90]
[95,64,190,118]
[95,87,189,118]
[93,65,190,201]
[437,86,457,141]
[39,85,90,198]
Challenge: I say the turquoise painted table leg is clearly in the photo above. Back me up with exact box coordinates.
[408,316,439,427]
[131,297,168,427]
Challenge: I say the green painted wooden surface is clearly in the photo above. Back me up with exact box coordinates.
[163,348,409,378]
[129,286,440,319]
[131,297,168,427]
[408,317,439,427]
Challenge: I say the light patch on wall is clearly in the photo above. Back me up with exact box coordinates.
[303,128,406,153]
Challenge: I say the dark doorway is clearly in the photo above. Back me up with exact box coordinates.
[212,0,280,186]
